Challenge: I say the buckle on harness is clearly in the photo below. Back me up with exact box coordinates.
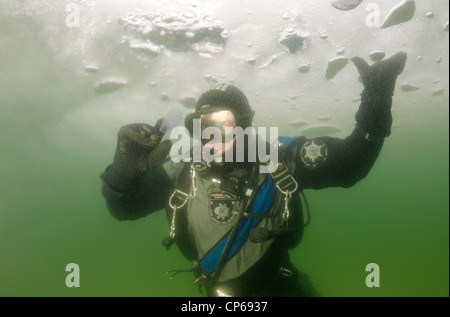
[275,174,298,194]
[169,189,190,210]
[272,163,298,227]
[168,189,190,239]
[279,266,294,277]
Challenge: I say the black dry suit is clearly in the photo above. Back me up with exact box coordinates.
[101,130,384,296]
[100,52,407,297]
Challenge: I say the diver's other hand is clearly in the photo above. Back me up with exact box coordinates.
[352,52,407,97]
[111,119,165,178]
[351,52,407,139]
[137,139,172,170]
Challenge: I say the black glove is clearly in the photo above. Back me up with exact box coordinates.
[107,119,172,190]
[352,52,407,139]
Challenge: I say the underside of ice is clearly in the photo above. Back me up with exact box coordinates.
[381,0,416,29]
[94,79,128,94]
[121,11,228,57]
[0,0,447,145]
[330,0,363,11]
[325,56,349,80]
[370,51,386,62]
[278,28,309,53]
[401,83,420,92]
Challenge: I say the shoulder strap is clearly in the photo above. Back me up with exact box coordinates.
[280,136,299,148]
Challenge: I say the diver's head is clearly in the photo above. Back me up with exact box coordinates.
[185,83,254,131]
[195,84,254,128]
[185,84,255,159]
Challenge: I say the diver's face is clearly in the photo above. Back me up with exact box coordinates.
[200,109,236,157]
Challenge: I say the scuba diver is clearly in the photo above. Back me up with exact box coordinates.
[100,52,407,297]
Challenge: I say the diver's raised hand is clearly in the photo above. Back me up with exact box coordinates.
[351,52,407,139]
[352,52,407,97]
[138,135,172,170]
[111,119,171,179]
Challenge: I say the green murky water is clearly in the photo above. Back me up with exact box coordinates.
[0,100,447,297]
[0,0,448,298]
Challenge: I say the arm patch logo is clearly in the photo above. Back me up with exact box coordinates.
[300,140,328,169]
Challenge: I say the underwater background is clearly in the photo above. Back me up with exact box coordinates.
[0,0,448,297]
